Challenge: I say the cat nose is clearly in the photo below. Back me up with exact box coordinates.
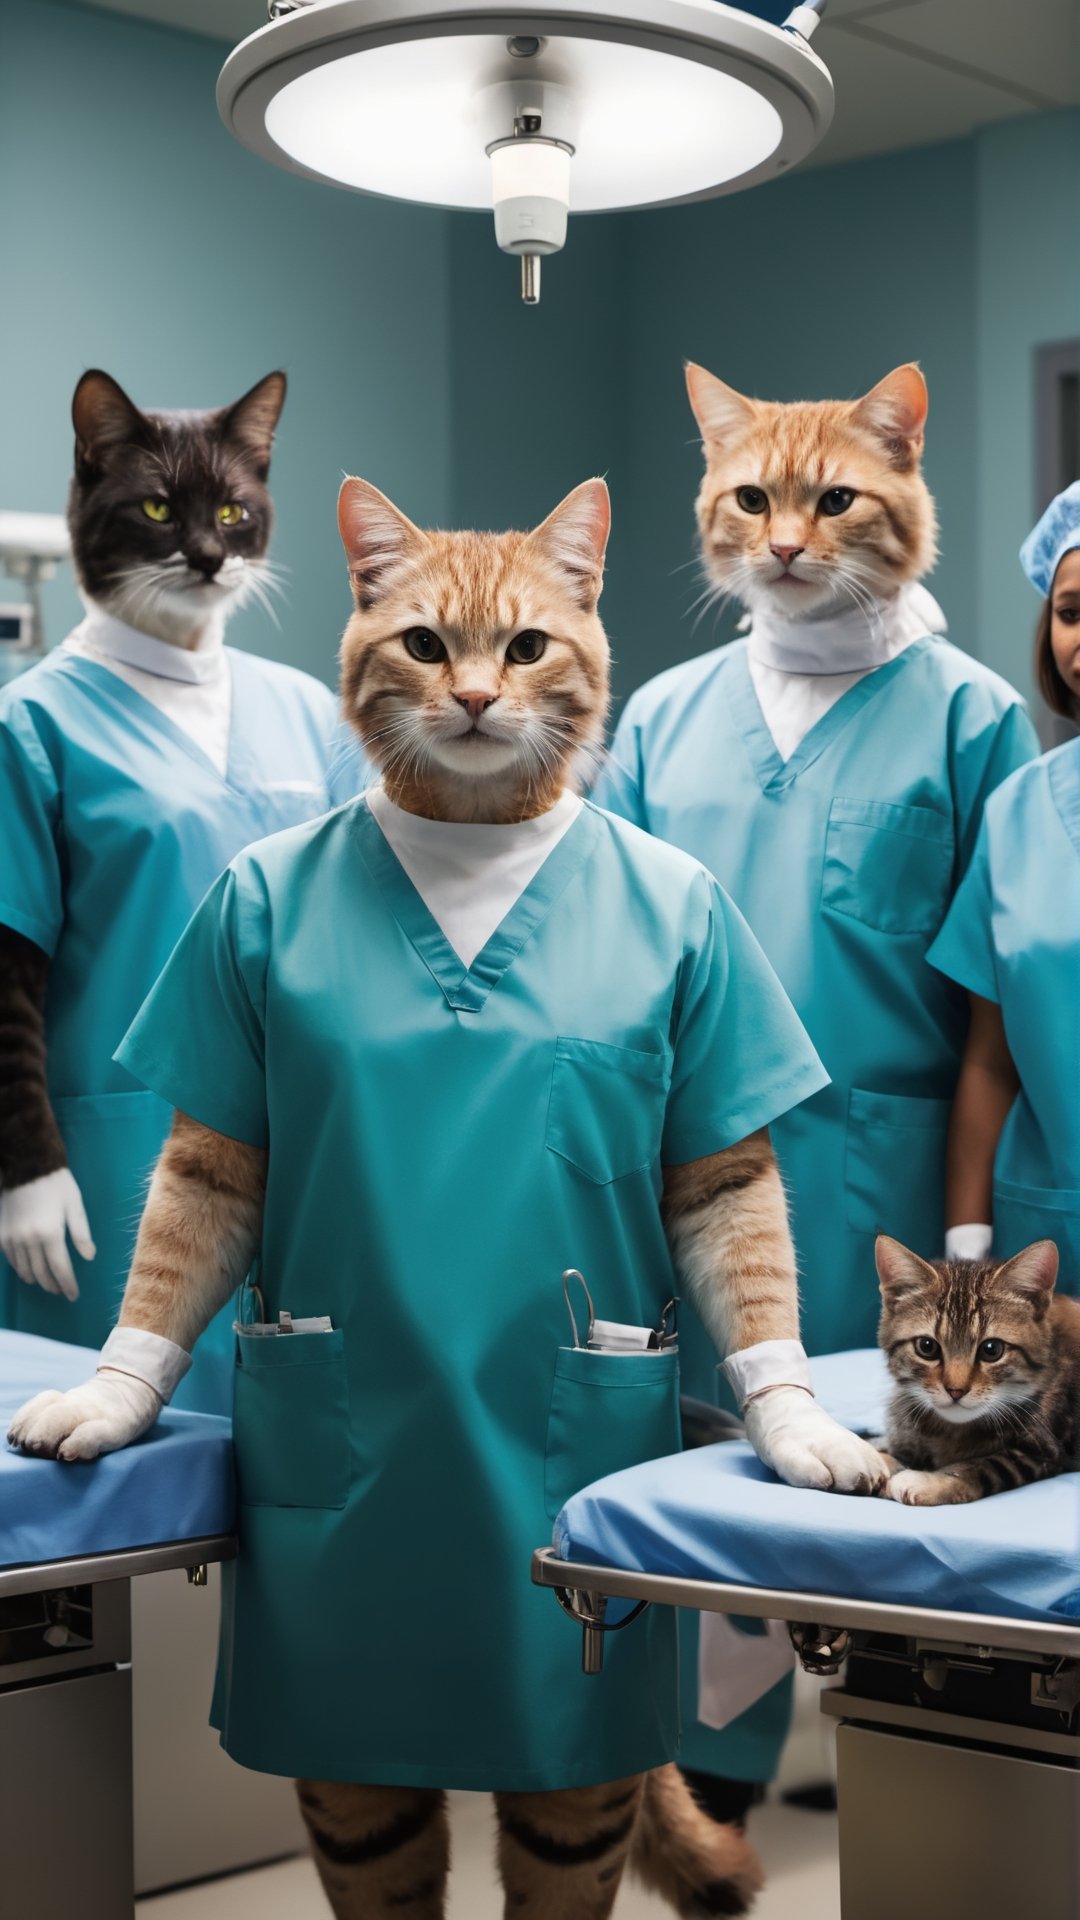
[945,1382,969,1402]
[187,545,224,580]
[453,690,498,721]
[770,543,804,566]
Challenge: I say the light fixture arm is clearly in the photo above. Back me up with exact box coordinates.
[782,0,827,41]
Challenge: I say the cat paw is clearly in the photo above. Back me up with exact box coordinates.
[884,1468,964,1506]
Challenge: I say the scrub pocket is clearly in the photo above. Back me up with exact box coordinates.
[233,1329,349,1509]
[822,798,954,937]
[254,777,332,836]
[845,1088,950,1241]
[993,1180,1080,1280]
[544,1346,681,1521]
[546,1037,670,1185]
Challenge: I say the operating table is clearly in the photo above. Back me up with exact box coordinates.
[535,1350,1080,1920]
[0,1330,237,1916]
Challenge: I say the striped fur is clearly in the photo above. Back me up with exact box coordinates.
[686,363,938,626]
[0,926,66,1189]
[337,478,610,824]
[297,1781,451,1919]
[878,1236,1080,1504]
[297,1766,762,1920]
[630,1766,764,1916]
[663,1130,799,1353]
[117,1112,265,1350]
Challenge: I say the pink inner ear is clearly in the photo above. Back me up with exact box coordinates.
[875,1234,929,1295]
[999,1240,1059,1297]
[857,365,928,441]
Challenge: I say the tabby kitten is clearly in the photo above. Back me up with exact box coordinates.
[685,360,938,619]
[876,1235,1080,1505]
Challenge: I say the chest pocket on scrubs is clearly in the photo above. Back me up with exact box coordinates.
[822,798,954,937]
[233,1329,349,1509]
[254,779,331,838]
[546,1038,669,1185]
[544,1347,681,1521]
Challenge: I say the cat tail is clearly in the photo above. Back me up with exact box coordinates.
[629,1764,765,1916]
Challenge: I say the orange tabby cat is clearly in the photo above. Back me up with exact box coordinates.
[686,360,938,622]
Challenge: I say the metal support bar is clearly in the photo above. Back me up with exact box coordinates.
[0,1535,236,1602]
[531,1549,1080,1661]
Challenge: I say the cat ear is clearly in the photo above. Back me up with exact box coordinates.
[338,477,425,608]
[219,371,287,473]
[875,1235,937,1300]
[851,365,928,468]
[995,1240,1059,1315]
[72,370,147,467]
[529,480,610,609]
[685,364,756,454]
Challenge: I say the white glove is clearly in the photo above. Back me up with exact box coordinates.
[944,1223,993,1261]
[7,1371,160,1462]
[6,1327,191,1463]
[0,1168,96,1301]
[743,1388,888,1495]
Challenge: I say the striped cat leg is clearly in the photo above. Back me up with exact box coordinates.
[296,1780,450,1920]
[662,1130,799,1355]
[494,1776,645,1920]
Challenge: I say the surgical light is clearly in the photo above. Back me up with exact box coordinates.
[219,0,832,303]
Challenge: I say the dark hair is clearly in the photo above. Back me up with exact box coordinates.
[1035,597,1079,720]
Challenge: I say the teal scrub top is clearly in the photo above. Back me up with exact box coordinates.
[928,738,1080,1288]
[0,648,367,1409]
[594,635,1038,1364]
[117,797,827,1790]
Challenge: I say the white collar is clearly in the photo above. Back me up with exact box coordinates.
[747,581,947,677]
[74,605,227,685]
[367,786,580,852]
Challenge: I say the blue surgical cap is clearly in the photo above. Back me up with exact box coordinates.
[1020,480,1080,596]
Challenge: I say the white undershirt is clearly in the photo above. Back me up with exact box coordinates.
[62,605,233,774]
[367,785,583,968]
[746,581,947,762]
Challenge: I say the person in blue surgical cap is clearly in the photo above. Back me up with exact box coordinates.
[929,483,1080,1287]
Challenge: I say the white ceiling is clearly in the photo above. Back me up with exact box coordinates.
[73,0,1080,170]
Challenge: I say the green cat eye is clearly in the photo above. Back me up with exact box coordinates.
[819,487,856,516]
[736,486,768,515]
[978,1339,1006,1362]
[218,503,247,527]
[914,1336,940,1359]
[141,499,171,523]
[403,627,446,663]
[506,631,547,665]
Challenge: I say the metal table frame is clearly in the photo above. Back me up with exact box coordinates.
[532,1548,1080,1920]
[531,1546,1080,1660]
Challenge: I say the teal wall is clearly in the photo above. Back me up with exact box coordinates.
[976,112,1080,703]
[0,0,455,684]
[2,0,1078,722]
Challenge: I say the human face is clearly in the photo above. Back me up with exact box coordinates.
[1050,548,1080,699]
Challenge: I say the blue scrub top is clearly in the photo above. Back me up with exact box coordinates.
[594,635,1038,1361]
[928,738,1080,1288]
[0,648,368,1406]
[117,797,827,1788]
